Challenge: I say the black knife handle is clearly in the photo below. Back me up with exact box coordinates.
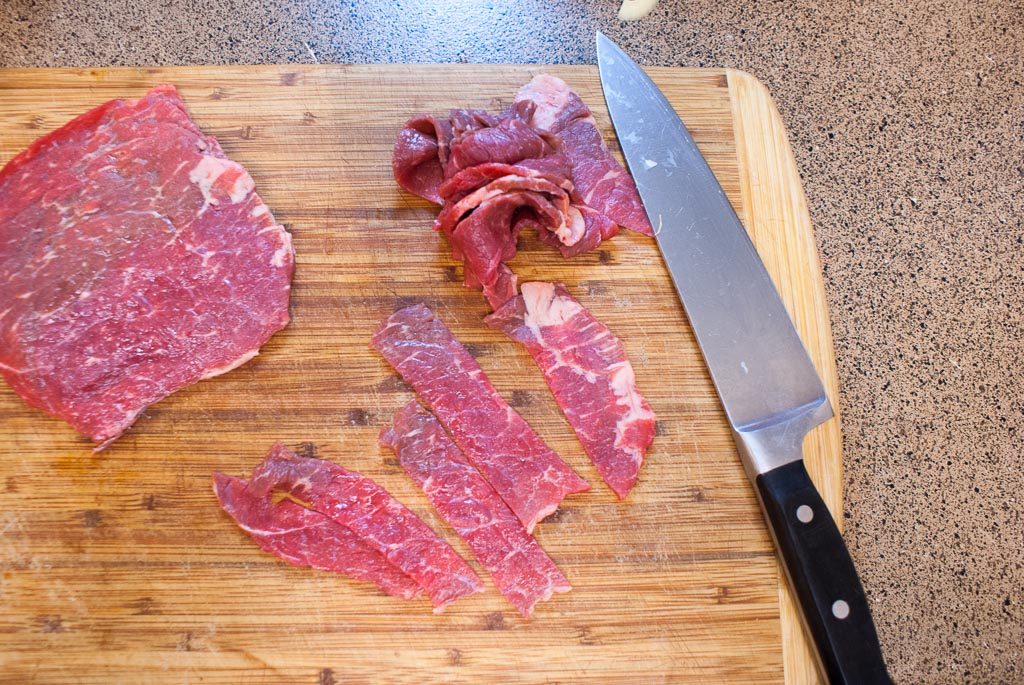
[756,460,892,685]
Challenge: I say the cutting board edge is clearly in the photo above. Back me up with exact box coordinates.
[727,68,842,685]
[0,64,841,684]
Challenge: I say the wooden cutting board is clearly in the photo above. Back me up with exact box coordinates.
[0,65,841,684]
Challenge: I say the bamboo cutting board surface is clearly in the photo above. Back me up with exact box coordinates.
[0,65,841,684]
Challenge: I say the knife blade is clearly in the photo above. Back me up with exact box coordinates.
[597,32,891,685]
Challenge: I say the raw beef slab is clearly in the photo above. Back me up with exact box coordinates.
[487,283,657,499]
[371,304,589,532]
[382,401,572,617]
[514,75,654,236]
[0,85,293,446]
[247,443,483,612]
[212,472,421,599]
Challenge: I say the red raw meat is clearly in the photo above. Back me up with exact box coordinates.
[392,75,654,310]
[381,401,572,617]
[435,165,616,303]
[393,107,557,212]
[0,85,293,447]
[449,108,500,136]
[487,283,657,499]
[449,192,564,309]
[558,118,654,236]
[247,443,483,612]
[391,114,453,204]
[438,162,572,206]
[514,74,654,236]
[514,154,575,181]
[435,173,570,236]
[513,74,591,133]
[536,204,619,259]
[446,116,552,178]
[212,472,422,599]
[371,304,590,532]
[486,264,519,313]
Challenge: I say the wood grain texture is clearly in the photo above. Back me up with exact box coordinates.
[0,65,838,684]
[728,69,842,685]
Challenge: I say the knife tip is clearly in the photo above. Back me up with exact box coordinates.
[595,31,622,64]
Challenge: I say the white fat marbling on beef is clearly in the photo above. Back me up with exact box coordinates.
[189,155,254,213]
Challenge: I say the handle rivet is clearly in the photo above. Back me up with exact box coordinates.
[832,599,850,619]
[796,504,814,523]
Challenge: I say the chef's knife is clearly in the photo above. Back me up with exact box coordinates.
[597,32,891,685]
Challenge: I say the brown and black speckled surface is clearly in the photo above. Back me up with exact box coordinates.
[1,1,1021,682]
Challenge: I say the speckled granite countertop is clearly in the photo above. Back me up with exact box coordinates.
[2,1,1021,682]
